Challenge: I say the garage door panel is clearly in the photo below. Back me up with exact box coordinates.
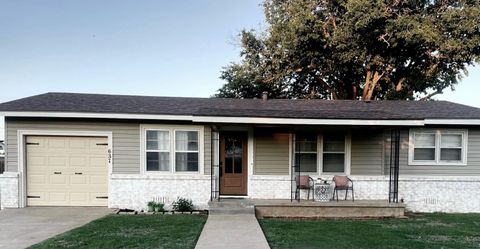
[90,175,108,184]
[28,175,47,184]
[70,175,87,184]
[49,174,68,184]
[27,136,108,207]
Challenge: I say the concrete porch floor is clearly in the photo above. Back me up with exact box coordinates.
[212,199,406,218]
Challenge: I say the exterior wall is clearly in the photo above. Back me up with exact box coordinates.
[254,131,290,175]
[204,126,212,175]
[109,174,211,211]
[248,176,291,199]
[350,129,384,175]
[384,128,480,175]
[1,118,212,209]
[5,119,141,174]
[0,173,19,208]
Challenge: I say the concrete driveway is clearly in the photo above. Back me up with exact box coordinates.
[0,207,112,249]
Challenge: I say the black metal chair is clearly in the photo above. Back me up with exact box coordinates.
[295,175,315,200]
[333,175,354,202]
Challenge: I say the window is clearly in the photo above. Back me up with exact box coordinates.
[409,129,467,165]
[294,133,350,174]
[175,131,199,172]
[322,134,346,173]
[294,134,317,173]
[143,126,202,173]
[146,130,170,171]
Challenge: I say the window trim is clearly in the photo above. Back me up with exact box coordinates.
[145,129,171,172]
[408,129,468,166]
[319,134,351,175]
[140,124,204,175]
[292,133,351,175]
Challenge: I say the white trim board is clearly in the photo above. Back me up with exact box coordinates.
[16,130,113,208]
[3,111,480,126]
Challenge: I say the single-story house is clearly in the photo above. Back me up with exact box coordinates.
[0,92,479,212]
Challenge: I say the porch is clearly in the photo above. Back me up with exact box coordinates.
[209,198,406,218]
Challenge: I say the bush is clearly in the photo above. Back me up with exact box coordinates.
[154,203,165,212]
[172,197,194,212]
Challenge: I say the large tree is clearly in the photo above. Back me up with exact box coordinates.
[216,0,480,100]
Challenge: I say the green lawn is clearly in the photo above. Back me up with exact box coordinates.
[259,213,480,249]
[29,214,207,249]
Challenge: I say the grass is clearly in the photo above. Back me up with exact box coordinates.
[259,213,480,249]
[29,214,207,249]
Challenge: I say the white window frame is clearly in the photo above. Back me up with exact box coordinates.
[293,134,318,173]
[174,129,201,173]
[140,124,204,175]
[319,134,351,175]
[408,129,468,166]
[292,133,351,175]
[145,129,171,172]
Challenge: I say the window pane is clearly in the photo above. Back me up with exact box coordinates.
[323,154,345,172]
[146,131,169,150]
[234,156,242,173]
[175,152,198,172]
[414,133,435,147]
[294,153,317,172]
[146,152,169,171]
[296,135,316,152]
[414,148,435,160]
[323,135,345,152]
[176,131,198,151]
[441,148,461,161]
[441,134,462,148]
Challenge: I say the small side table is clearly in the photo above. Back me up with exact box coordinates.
[314,182,333,202]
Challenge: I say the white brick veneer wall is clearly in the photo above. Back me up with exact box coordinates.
[248,175,480,213]
[2,173,479,212]
[109,174,211,211]
[0,173,19,209]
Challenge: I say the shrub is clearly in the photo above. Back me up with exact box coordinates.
[154,203,165,212]
[172,197,194,212]
[147,201,156,212]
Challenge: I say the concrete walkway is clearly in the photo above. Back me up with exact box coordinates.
[195,214,270,249]
[0,207,112,249]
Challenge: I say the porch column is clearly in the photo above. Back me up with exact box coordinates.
[388,128,400,203]
[211,130,220,201]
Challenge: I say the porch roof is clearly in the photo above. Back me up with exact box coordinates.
[0,92,479,124]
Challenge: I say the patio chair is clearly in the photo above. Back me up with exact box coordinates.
[295,175,315,200]
[333,175,354,202]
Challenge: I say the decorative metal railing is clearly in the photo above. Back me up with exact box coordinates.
[388,128,400,203]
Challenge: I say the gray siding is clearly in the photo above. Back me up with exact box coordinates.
[350,130,384,175]
[254,132,289,175]
[384,128,480,175]
[204,126,212,175]
[5,120,141,174]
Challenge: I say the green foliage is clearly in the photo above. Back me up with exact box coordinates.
[154,203,165,212]
[216,0,480,100]
[29,215,207,249]
[260,213,480,248]
[172,197,194,212]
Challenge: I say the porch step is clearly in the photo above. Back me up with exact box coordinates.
[208,199,255,215]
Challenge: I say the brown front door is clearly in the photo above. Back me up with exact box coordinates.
[220,132,247,195]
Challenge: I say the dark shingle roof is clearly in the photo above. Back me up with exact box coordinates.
[0,92,479,120]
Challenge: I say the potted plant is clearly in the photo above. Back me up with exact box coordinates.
[147,201,156,212]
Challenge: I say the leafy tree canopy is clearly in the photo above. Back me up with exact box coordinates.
[216,0,480,100]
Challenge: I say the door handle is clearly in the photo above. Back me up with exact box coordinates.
[75,172,83,175]
[219,166,223,177]
[54,172,62,175]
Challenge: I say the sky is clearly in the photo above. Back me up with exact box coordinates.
[0,0,479,139]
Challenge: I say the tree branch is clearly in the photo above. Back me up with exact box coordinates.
[313,74,338,99]
[420,90,443,101]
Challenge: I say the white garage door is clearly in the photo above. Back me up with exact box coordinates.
[26,136,109,206]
